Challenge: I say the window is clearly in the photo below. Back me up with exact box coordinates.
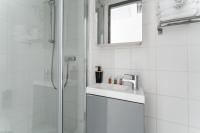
[108,0,142,44]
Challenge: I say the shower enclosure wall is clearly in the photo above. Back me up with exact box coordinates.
[0,0,86,133]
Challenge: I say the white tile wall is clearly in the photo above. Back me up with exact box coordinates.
[88,0,200,132]
[114,48,131,69]
[189,127,200,133]
[145,117,157,133]
[189,100,200,128]
[157,71,187,98]
[187,23,200,46]
[157,96,188,125]
[131,47,156,70]
[140,70,157,93]
[142,0,157,25]
[142,23,157,47]
[157,120,188,133]
[189,72,200,100]
[145,93,157,117]
[188,46,200,72]
[157,46,187,71]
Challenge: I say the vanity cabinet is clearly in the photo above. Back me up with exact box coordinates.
[86,94,144,133]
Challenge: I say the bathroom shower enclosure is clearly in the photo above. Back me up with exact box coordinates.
[0,0,87,133]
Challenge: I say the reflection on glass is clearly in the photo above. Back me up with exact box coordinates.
[95,0,142,45]
[109,2,142,43]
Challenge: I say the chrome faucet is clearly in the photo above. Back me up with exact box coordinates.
[122,74,139,90]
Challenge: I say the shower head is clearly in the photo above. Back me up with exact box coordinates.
[48,0,55,44]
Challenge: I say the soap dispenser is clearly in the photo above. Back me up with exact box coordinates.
[95,66,103,83]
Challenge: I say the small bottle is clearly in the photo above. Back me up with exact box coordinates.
[95,66,103,83]
[108,77,112,84]
[114,78,117,84]
[119,78,123,85]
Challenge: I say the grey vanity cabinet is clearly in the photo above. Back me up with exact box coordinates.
[86,94,144,133]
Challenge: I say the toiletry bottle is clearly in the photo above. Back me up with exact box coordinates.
[108,77,112,84]
[119,78,123,85]
[95,66,103,83]
[114,78,117,84]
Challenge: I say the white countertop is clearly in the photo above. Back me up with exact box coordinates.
[86,83,145,104]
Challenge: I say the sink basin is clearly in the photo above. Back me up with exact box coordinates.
[86,83,145,104]
[97,83,129,91]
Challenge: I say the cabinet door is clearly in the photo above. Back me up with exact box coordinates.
[86,95,144,133]
[107,97,144,133]
[86,95,107,133]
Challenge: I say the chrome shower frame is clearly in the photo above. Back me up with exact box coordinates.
[56,0,64,133]
[56,0,89,133]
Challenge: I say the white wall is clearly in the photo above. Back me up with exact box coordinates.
[88,0,200,133]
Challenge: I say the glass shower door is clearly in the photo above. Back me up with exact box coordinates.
[63,0,86,133]
[0,0,86,133]
[0,0,59,133]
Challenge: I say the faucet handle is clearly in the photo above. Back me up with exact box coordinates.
[124,74,137,80]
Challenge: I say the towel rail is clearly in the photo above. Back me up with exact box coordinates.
[158,15,200,34]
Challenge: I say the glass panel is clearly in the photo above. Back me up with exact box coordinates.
[63,0,86,133]
[0,0,58,133]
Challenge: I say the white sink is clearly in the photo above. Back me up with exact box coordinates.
[98,83,129,91]
[86,83,145,104]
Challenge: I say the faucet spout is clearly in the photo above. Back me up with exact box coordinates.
[122,74,138,90]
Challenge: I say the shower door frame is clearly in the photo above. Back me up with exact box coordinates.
[56,0,88,133]
[56,0,64,133]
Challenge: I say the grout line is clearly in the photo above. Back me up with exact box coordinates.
[145,92,188,100]
[146,116,189,127]
[188,70,200,73]
[189,125,200,130]
[155,45,158,133]
[156,69,188,72]
[96,67,190,72]
[186,25,190,133]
